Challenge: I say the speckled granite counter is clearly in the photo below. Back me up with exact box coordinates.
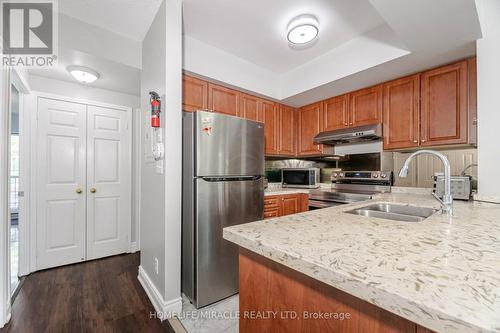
[264,188,310,196]
[223,193,500,333]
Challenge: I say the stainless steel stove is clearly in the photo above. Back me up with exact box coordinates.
[308,171,393,210]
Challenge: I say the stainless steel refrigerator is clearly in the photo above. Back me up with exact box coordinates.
[182,111,264,308]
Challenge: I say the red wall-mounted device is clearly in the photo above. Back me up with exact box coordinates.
[149,91,161,127]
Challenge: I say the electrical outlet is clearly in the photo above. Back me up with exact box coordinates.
[154,257,159,275]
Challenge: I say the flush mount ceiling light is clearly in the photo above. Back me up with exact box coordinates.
[67,66,100,83]
[287,14,319,45]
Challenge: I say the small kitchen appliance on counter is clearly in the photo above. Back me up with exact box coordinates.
[281,168,320,189]
[433,173,472,200]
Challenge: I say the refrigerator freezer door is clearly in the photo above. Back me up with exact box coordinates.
[195,111,264,177]
[195,176,264,308]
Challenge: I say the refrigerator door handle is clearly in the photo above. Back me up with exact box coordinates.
[200,175,263,182]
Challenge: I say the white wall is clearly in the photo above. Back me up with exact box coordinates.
[183,35,280,100]
[140,0,182,311]
[0,68,11,328]
[60,14,142,69]
[163,0,183,306]
[29,75,140,107]
[476,0,500,200]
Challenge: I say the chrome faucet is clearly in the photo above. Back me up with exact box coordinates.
[398,150,453,215]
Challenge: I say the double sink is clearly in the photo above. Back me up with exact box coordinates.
[345,203,437,222]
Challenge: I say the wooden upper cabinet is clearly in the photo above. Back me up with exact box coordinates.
[208,83,240,117]
[421,60,468,146]
[262,100,279,155]
[323,94,349,131]
[183,75,208,112]
[240,93,262,122]
[278,104,295,155]
[349,85,383,127]
[298,102,323,156]
[383,74,421,150]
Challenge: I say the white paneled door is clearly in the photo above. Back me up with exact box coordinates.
[37,99,87,269]
[86,106,130,260]
[37,98,130,270]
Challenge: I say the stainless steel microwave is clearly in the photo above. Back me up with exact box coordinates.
[282,168,320,188]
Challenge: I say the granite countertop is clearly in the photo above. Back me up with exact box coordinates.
[264,188,310,196]
[223,193,500,333]
[264,183,331,196]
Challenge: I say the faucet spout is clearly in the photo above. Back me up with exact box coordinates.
[398,150,453,215]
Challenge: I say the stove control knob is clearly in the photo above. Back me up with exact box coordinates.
[381,173,387,179]
[339,173,344,177]
[373,174,379,178]
[332,173,338,178]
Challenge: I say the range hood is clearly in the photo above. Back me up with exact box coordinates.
[314,124,382,146]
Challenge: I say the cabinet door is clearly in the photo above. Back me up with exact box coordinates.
[183,75,208,112]
[262,100,279,155]
[298,102,323,156]
[280,194,300,216]
[240,93,262,122]
[323,94,349,131]
[264,208,280,219]
[278,104,296,156]
[208,83,240,116]
[383,74,420,150]
[421,61,468,146]
[349,85,383,127]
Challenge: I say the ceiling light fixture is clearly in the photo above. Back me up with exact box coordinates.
[287,14,319,45]
[67,66,100,83]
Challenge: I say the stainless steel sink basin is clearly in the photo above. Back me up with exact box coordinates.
[345,203,437,222]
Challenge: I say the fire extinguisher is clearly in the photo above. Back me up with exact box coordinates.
[149,91,161,127]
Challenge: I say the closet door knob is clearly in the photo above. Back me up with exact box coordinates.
[90,187,96,193]
[75,188,82,194]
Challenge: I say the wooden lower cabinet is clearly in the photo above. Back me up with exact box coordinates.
[239,248,435,333]
[264,193,308,218]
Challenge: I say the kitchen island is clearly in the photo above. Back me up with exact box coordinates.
[223,193,500,333]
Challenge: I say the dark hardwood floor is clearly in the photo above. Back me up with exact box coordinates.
[1,253,174,333]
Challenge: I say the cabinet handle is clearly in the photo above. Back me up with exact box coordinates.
[413,140,418,143]
[75,188,82,194]
[90,187,97,193]
[349,122,353,125]
[421,139,426,143]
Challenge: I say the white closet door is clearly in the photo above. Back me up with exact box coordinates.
[36,98,87,270]
[86,105,130,260]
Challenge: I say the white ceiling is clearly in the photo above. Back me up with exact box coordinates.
[30,47,140,95]
[183,0,386,73]
[59,0,163,41]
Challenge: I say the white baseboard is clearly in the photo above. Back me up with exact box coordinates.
[138,265,182,320]
[129,241,138,253]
